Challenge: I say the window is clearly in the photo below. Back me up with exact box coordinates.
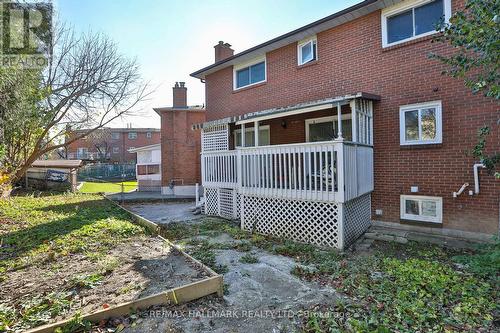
[112,147,119,154]
[298,37,317,65]
[234,125,270,147]
[399,101,442,145]
[382,0,451,47]
[400,101,442,145]
[128,132,137,139]
[401,195,442,223]
[234,57,266,90]
[77,147,88,158]
[137,164,160,175]
[111,132,120,140]
[146,132,152,138]
[306,115,352,142]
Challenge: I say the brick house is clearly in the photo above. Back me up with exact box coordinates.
[150,82,206,195]
[190,0,499,248]
[66,127,160,163]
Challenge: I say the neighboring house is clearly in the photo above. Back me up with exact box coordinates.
[66,127,160,163]
[129,144,161,192]
[190,0,499,249]
[153,82,205,196]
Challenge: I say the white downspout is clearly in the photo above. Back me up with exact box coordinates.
[473,163,486,194]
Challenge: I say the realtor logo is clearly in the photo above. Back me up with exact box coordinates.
[0,1,52,67]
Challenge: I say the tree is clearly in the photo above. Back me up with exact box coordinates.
[0,25,151,196]
[431,0,499,178]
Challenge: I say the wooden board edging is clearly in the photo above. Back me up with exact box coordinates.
[25,275,223,333]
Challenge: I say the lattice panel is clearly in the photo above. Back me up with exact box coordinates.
[219,188,235,219]
[241,195,341,248]
[204,187,219,216]
[235,193,241,219]
[202,124,229,152]
[343,193,371,247]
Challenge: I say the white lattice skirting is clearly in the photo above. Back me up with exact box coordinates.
[204,187,371,249]
[241,195,341,248]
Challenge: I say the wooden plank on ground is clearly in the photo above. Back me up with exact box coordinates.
[25,275,223,333]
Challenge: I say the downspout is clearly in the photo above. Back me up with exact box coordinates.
[473,163,486,194]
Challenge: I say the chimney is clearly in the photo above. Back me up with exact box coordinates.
[214,41,234,62]
[172,81,187,108]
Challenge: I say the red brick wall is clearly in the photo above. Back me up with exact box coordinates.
[203,0,500,235]
[67,130,160,163]
[160,110,205,186]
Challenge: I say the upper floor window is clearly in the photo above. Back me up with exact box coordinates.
[146,132,152,138]
[128,132,137,139]
[399,101,442,145]
[382,0,451,47]
[298,37,317,65]
[234,57,266,90]
[111,132,120,140]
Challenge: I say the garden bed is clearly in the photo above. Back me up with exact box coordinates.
[121,206,499,333]
[0,194,214,332]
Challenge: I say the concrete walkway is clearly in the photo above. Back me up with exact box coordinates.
[123,201,201,225]
[106,191,195,202]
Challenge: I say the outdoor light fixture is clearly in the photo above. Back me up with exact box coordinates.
[281,120,287,128]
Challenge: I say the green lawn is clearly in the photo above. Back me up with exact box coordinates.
[0,193,145,331]
[78,180,137,193]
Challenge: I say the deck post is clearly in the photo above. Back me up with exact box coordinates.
[336,102,343,139]
[254,121,259,146]
[350,99,357,143]
[241,123,245,147]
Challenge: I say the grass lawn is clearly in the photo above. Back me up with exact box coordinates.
[0,193,147,332]
[78,180,137,193]
[161,219,499,333]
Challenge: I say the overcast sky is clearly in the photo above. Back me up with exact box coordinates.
[56,0,360,128]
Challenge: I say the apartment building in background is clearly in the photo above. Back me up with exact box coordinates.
[66,127,161,163]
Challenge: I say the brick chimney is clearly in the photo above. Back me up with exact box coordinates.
[214,41,234,62]
[172,82,187,108]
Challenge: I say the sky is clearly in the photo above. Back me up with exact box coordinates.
[56,0,360,128]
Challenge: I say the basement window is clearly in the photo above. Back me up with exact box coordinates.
[401,195,442,223]
[399,101,442,145]
[381,0,451,47]
[298,37,317,65]
[234,57,266,90]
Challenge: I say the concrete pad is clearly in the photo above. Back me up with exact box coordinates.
[123,202,201,225]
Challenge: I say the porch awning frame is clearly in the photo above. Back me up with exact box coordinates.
[193,92,380,130]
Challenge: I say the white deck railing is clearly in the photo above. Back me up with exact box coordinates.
[201,141,373,203]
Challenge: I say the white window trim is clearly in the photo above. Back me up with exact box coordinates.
[234,125,270,147]
[381,0,452,48]
[400,195,443,223]
[399,100,442,145]
[128,132,137,139]
[112,147,119,154]
[305,114,351,142]
[146,132,152,138]
[233,56,267,91]
[111,133,120,140]
[297,36,317,66]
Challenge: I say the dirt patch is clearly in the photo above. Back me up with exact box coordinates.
[0,235,209,330]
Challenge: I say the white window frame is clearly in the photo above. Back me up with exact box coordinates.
[297,36,317,66]
[399,100,442,145]
[146,132,152,138]
[381,0,452,48]
[305,114,352,142]
[400,195,443,223]
[128,132,137,139]
[234,125,270,147]
[111,132,120,140]
[112,147,119,154]
[233,56,267,91]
